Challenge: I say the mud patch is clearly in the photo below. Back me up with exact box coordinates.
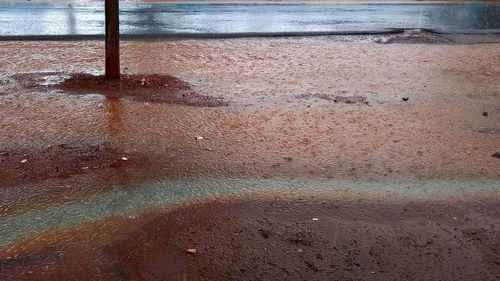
[1,197,499,281]
[472,127,500,135]
[322,29,455,45]
[380,29,452,45]
[0,142,146,186]
[296,93,369,105]
[11,73,227,107]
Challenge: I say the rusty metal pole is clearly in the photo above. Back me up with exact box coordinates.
[105,0,120,80]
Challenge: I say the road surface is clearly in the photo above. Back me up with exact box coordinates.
[0,2,499,38]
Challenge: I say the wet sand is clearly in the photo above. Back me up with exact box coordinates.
[0,36,499,279]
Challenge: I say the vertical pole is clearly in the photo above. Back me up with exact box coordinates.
[105,0,120,80]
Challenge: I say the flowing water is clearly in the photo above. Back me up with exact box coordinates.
[0,3,499,37]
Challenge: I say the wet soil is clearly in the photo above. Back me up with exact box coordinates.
[382,29,453,44]
[0,37,499,280]
[0,196,499,281]
[295,92,369,105]
[0,38,499,215]
[0,142,136,186]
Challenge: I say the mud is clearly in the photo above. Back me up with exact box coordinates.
[11,73,227,106]
[381,29,453,44]
[295,92,369,105]
[0,196,499,281]
[0,141,149,186]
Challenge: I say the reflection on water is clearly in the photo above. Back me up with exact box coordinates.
[66,4,77,35]
[105,96,123,138]
[0,3,498,36]
[104,96,133,187]
[429,3,499,31]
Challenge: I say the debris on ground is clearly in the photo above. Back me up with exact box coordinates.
[492,152,500,159]
[186,248,197,254]
[121,156,129,161]
[402,97,409,101]
[482,112,488,117]
[195,136,204,140]
[20,159,27,163]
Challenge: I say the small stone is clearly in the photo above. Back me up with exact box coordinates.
[186,248,197,254]
[297,248,303,253]
[402,97,409,101]
[82,166,89,170]
[370,271,376,274]
[312,218,319,221]
[195,136,204,140]
[492,152,500,159]
[482,112,488,117]
[121,156,129,161]
[20,159,27,163]
[452,217,457,221]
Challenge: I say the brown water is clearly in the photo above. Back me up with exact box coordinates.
[0,37,499,280]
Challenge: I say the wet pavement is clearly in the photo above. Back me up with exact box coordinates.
[0,2,499,38]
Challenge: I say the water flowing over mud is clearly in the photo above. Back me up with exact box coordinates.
[0,36,499,280]
[1,196,499,281]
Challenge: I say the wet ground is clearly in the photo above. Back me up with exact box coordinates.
[0,2,499,37]
[0,35,499,280]
[1,196,500,281]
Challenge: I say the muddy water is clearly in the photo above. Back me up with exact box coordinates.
[0,38,499,280]
[1,195,499,280]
